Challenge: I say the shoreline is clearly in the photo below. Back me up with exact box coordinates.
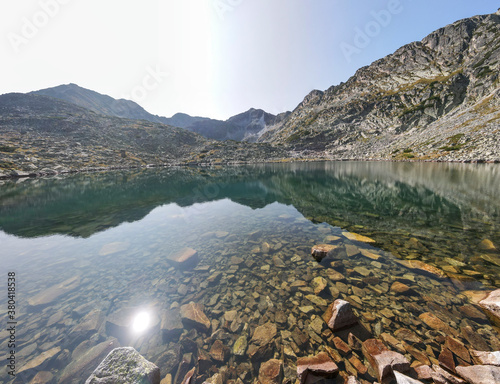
[1,156,499,181]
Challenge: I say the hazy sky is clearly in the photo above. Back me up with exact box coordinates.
[1,1,498,120]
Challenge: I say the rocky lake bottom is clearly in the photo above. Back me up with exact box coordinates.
[0,162,499,384]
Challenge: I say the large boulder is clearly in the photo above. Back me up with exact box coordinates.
[85,347,160,384]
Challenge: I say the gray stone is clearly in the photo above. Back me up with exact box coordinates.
[456,365,500,384]
[85,347,160,384]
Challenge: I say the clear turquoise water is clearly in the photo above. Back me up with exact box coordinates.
[1,161,499,383]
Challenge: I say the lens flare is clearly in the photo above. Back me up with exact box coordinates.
[132,311,150,333]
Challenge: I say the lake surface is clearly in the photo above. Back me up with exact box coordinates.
[1,161,499,383]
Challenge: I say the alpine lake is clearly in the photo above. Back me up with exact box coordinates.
[0,161,499,384]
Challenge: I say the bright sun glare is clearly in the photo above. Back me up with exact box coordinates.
[132,311,151,333]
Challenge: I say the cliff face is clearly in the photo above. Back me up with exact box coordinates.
[260,11,500,162]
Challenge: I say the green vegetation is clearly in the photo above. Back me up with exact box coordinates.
[403,148,412,153]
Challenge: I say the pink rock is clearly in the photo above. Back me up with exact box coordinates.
[362,339,410,382]
[456,365,500,384]
[296,352,338,384]
[479,289,500,327]
[322,299,358,331]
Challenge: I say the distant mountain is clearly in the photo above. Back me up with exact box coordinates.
[0,93,288,176]
[185,108,290,142]
[31,84,283,142]
[31,83,170,124]
[259,10,500,162]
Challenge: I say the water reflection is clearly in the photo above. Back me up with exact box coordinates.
[0,162,499,383]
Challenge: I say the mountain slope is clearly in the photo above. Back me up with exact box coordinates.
[260,10,500,162]
[31,84,282,142]
[31,83,172,124]
[0,94,288,176]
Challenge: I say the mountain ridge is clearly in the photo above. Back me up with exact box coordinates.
[32,84,283,142]
[259,11,500,162]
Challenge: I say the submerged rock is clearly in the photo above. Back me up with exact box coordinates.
[28,275,81,308]
[311,244,337,261]
[342,231,376,243]
[17,347,61,377]
[180,302,210,332]
[258,359,283,384]
[323,299,358,331]
[167,248,199,269]
[85,347,160,384]
[251,322,277,346]
[60,338,119,384]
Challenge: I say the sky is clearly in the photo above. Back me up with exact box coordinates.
[0,1,499,120]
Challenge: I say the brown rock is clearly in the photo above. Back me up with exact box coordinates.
[394,328,421,344]
[326,269,346,281]
[418,312,457,335]
[180,302,210,333]
[311,244,337,261]
[460,326,490,351]
[402,342,430,366]
[167,248,199,269]
[348,355,367,375]
[470,350,500,366]
[362,338,410,382]
[251,322,277,346]
[445,337,470,363]
[342,231,376,243]
[28,275,81,307]
[229,256,244,265]
[479,239,497,251]
[458,304,488,322]
[209,340,229,363]
[333,337,351,355]
[359,249,382,260]
[311,276,328,295]
[479,289,500,327]
[438,346,456,372]
[18,347,61,376]
[455,365,500,384]
[398,260,447,278]
[29,371,54,384]
[391,282,412,295]
[323,299,358,331]
[258,359,283,384]
[296,352,339,384]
